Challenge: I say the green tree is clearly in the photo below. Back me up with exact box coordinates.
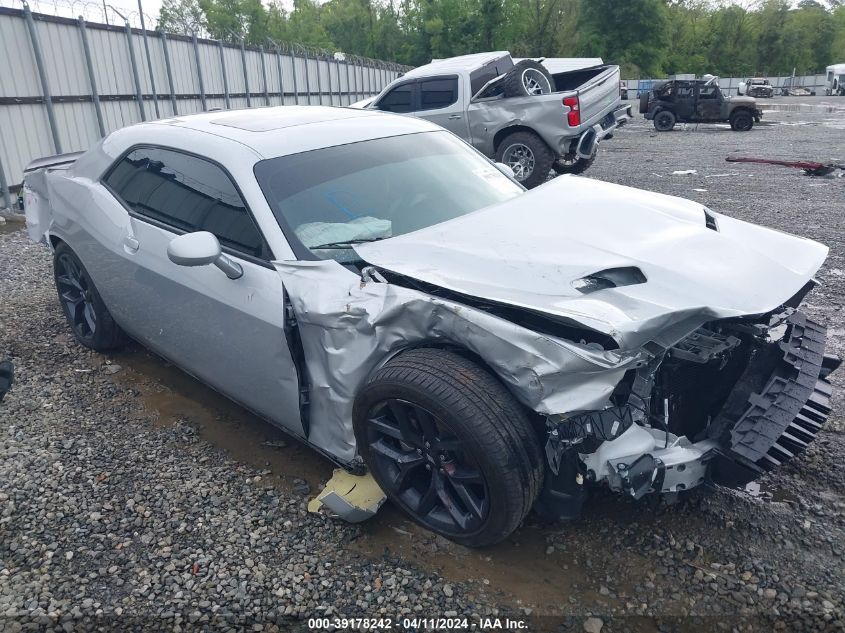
[156,0,206,34]
[578,0,669,76]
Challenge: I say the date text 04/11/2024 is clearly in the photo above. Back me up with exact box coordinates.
[307,617,529,630]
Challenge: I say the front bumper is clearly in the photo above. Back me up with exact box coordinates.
[539,311,837,514]
[575,103,633,159]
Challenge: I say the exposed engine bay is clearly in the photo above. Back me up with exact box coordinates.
[538,307,839,519]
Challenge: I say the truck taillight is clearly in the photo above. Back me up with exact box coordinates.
[563,96,580,126]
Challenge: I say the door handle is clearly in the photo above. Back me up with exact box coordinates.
[448,114,462,120]
[123,236,140,253]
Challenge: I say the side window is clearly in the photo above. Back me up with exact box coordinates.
[698,85,718,99]
[419,77,459,111]
[104,147,271,260]
[376,83,415,113]
[676,84,693,99]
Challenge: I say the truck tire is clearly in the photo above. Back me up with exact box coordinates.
[653,110,676,132]
[730,109,754,131]
[352,348,543,547]
[638,91,650,114]
[501,60,553,97]
[53,242,128,351]
[552,151,595,175]
[495,130,555,189]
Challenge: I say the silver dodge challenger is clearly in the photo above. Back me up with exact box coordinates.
[24,106,838,547]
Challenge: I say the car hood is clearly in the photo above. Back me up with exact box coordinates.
[355,176,828,349]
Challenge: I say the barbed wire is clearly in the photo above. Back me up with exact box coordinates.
[1,0,411,70]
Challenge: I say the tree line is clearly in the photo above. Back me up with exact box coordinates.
[156,0,845,78]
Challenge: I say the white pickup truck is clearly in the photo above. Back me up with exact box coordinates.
[356,52,632,188]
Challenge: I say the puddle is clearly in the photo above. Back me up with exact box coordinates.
[104,345,663,617]
[108,346,334,495]
[101,344,789,625]
[0,220,23,235]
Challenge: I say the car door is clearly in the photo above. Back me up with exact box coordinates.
[413,76,469,140]
[695,83,723,121]
[672,83,695,121]
[100,146,306,437]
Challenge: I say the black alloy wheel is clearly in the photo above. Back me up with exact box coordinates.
[363,398,489,534]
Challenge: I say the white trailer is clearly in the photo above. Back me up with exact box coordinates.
[825,64,845,95]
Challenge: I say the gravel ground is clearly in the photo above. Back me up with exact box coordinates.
[1,96,844,632]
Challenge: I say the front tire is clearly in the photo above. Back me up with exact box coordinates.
[353,349,543,547]
[495,131,554,189]
[53,242,127,351]
[730,109,754,131]
[653,110,676,131]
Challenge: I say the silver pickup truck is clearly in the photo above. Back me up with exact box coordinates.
[359,52,632,188]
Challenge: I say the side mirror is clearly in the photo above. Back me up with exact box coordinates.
[167,231,243,280]
[494,162,515,179]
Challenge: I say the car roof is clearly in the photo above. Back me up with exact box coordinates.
[403,51,510,79]
[119,106,441,158]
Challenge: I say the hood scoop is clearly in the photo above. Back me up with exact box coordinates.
[572,266,647,294]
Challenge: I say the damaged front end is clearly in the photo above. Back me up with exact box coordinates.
[539,307,839,519]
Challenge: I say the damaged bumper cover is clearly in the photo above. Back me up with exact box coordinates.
[576,103,633,159]
[541,310,837,516]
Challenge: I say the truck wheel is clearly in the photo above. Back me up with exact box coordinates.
[495,131,554,189]
[53,242,128,351]
[653,110,676,131]
[552,151,595,175]
[353,348,543,547]
[501,60,553,97]
[730,110,754,131]
[638,92,650,114]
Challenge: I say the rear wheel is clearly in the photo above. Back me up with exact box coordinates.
[653,110,676,131]
[495,130,554,189]
[730,109,754,131]
[53,242,127,351]
[353,348,543,547]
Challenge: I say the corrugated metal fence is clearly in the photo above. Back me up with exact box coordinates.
[0,5,409,208]
[623,75,827,96]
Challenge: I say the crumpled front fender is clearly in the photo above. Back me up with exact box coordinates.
[273,259,644,464]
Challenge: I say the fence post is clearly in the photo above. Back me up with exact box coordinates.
[77,17,106,137]
[218,40,230,109]
[276,48,284,105]
[290,45,300,105]
[240,38,251,107]
[0,156,12,212]
[325,51,333,106]
[122,19,146,121]
[160,32,178,115]
[192,33,207,111]
[259,46,270,106]
[23,2,62,153]
[353,57,360,100]
[344,59,351,105]
[315,50,323,105]
[302,47,311,105]
[137,1,160,118]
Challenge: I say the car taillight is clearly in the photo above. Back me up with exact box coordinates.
[563,96,580,126]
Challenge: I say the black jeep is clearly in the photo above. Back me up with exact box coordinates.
[640,79,763,132]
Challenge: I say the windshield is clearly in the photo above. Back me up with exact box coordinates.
[254,131,523,262]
